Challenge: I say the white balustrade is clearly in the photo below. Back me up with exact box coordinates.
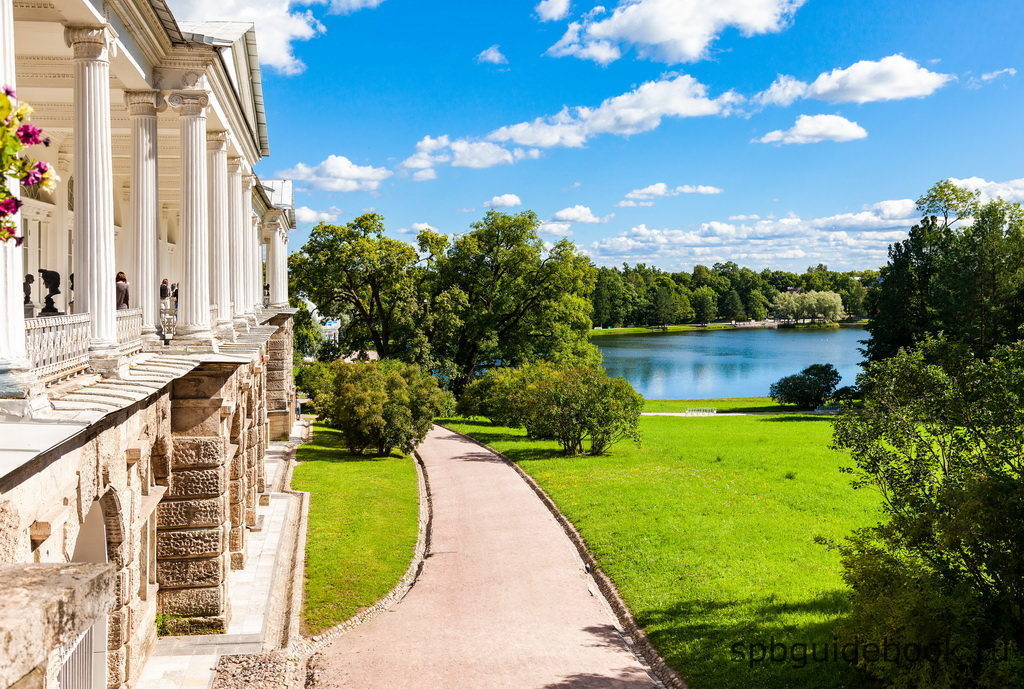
[25,313,91,384]
[116,307,143,356]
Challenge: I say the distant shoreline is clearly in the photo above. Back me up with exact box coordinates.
[590,319,869,337]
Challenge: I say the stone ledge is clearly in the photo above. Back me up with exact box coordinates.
[0,563,114,689]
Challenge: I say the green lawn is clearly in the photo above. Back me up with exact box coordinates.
[440,414,878,689]
[590,323,736,336]
[292,424,420,635]
[643,397,793,414]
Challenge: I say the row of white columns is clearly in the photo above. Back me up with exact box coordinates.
[0,15,286,379]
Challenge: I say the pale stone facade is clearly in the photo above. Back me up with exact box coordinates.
[0,1,299,687]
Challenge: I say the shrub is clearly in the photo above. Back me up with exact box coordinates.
[314,360,452,455]
[295,362,333,401]
[769,363,841,409]
[832,339,1024,688]
[460,362,642,456]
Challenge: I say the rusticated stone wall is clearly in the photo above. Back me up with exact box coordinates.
[266,312,296,441]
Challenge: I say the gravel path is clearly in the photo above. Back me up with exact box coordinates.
[311,426,659,689]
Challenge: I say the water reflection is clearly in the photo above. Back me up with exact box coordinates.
[596,328,866,398]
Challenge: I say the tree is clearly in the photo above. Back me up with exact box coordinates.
[720,289,745,321]
[290,214,427,362]
[291,301,324,360]
[768,363,841,409]
[313,360,452,455]
[691,286,718,325]
[422,211,597,396]
[460,362,643,456]
[745,289,770,321]
[831,338,1024,688]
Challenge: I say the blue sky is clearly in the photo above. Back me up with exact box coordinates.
[173,0,1024,271]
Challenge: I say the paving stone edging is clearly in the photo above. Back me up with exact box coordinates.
[293,446,434,686]
[437,424,690,689]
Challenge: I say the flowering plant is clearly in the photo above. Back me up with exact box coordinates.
[0,86,57,244]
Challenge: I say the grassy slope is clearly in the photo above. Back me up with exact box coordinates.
[643,397,791,414]
[292,424,420,635]
[440,414,878,689]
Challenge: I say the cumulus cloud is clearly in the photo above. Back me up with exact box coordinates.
[536,0,571,22]
[552,205,610,223]
[400,136,540,178]
[540,221,574,236]
[947,176,1024,203]
[546,0,805,65]
[277,154,392,192]
[295,205,342,224]
[485,194,523,208]
[624,182,724,201]
[588,195,921,269]
[170,0,324,75]
[476,45,508,65]
[328,0,386,13]
[967,67,1017,89]
[412,168,437,182]
[489,74,739,149]
[755,114,867,145]
[755,55,953,106]
[396,221,435,235]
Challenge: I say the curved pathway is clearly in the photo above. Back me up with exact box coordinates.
[313,426,660,689]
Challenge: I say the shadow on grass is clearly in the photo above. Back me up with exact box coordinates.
[638,591,863,689]
[297,426,401,463]
[436,419,568,463]
[761,415,836,423]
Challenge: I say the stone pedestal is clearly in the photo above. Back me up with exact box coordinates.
[266,312,296,440]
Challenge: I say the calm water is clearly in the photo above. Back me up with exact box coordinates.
[596,327,866,399]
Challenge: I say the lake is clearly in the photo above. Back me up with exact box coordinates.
[595,327,866,399]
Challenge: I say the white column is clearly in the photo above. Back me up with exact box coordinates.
[66,25,118,355]
[168,91,213,344]
[251,216,262,312]
[0,0,28,374]
[269,226,288,308]
[228,157,247,327]
[241,174,256,320]
[125,90,160,340]
[206,131,233,340]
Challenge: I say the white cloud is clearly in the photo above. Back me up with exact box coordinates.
[617,199,655,207]
[485,193,523,208]
[756,55,952,106]
[396,221,435,235]
[755,114,867,145]
[489,74,739,149]
[450,140,515,168]
[399,135,540,178]
[546,0,805,65]
[536,0,571,22]
[328,0,386,13]
[170,0,325,75]
[947,176,1024,203]
[476,45,508,65]
[728,213,761,221]
[412,168,437,182]
[278,154,392,191]
[552,205,609,223]
[981,67,1017,81]
[588,195,920,269]
[625,182,724,200]
[540,221,574,236]
[295,205,342,224]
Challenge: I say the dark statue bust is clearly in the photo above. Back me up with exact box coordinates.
[38,268,61,315]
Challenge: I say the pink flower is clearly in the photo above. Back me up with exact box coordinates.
[0,197,22,216]
[16,124,43,145]
[3,86,15,98]
[21,169,41,186]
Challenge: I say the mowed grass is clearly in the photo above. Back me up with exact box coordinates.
[292,424,420,635]
[644,397,792,414]
[440,414,878,689]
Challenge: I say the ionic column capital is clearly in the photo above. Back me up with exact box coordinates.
[206,129,228,151]
[124,90,160,118]
[167,90,210,117]
[64,24,118,61]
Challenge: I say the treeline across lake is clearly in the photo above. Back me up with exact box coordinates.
[592,261,876,328]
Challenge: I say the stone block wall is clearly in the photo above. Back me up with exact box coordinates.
[266,312,296,441]
[0,391,171,689]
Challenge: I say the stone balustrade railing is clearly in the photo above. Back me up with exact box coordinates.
[25,313,92,385]
[116,308,144,356]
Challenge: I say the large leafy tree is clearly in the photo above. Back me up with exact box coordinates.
[865,181,1024,361]
[291,214,429,362]
[420,210,597,395]
[832,338,1024,688]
